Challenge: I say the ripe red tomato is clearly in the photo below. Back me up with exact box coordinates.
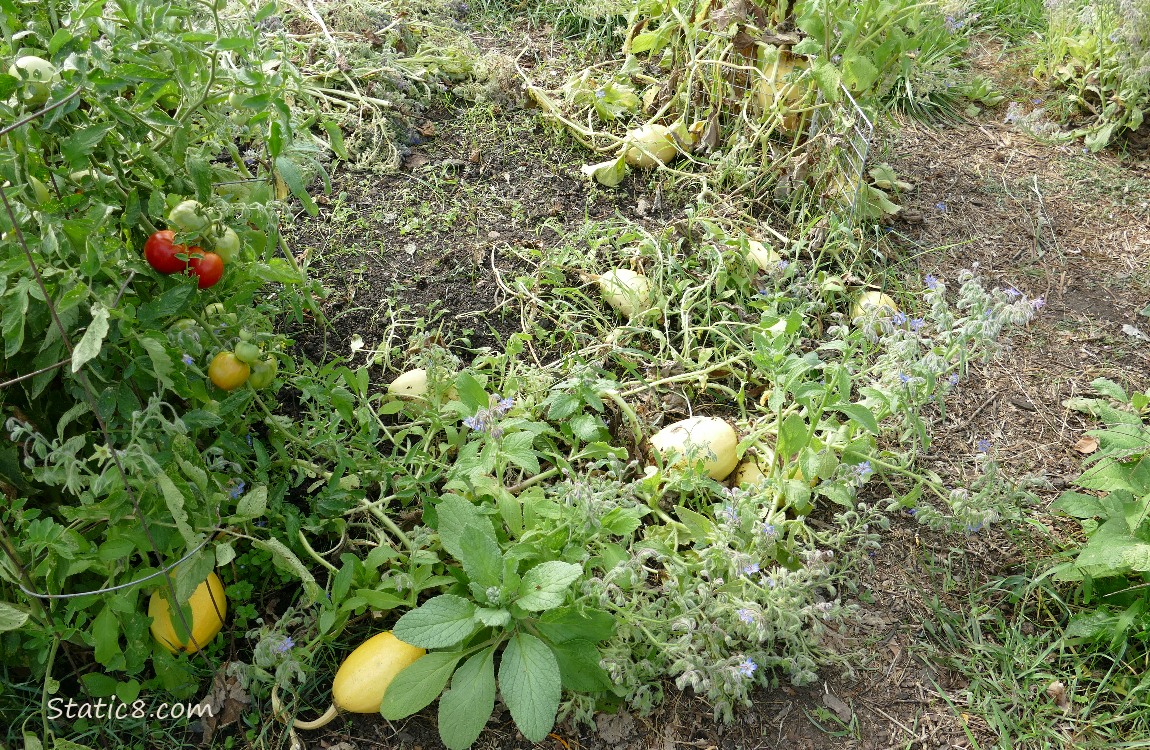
[187,250,224,289]
[144,230,189,274]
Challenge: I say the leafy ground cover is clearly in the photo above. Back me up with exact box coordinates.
[1,0,1148,749]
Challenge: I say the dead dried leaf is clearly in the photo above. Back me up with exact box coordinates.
[1047,680,1070,711]
[822,691,852,722]
[1073,436,1099,454]
[196,665,251,743]
[595,712,636,744]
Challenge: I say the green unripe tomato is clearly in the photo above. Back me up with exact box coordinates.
[9,56,59,107]
[248,357,278,389]
[234,341,261,365]
[29,176,51,205]
[211,226,240,263]
[167,199,209,234]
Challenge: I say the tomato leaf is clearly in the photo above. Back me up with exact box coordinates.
[380,651,464,719]
[0,602,30,632]
[273,156,318,216]
[156,472,198,549]
[393,594,478,649]
[234,484,267,521]
[91,604,122,666]
[138,335,174,390]
[62,123,115,166]
[252,537,323,603]
[499,633,561,742]
[71,303,109,373]
[438,647,497,750]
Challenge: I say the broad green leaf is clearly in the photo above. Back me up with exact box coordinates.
[215,541,236,567]
[156,473,198,548]
[500,432,540,474]
[0,601,30,632]
[234,485,268,520]
[253,538,323,602]
[138,335,174,390]
[829,404,880,435]
[499,633,561,742]
[53,741,97,750]
[599,507,645,536]
[91,605,121,666]
[1051,491,1107,519]
[458,524,503,589]
[1091,378,1129,403]
[580,157,627,187]
[841,52,879,92]
[537,607,616,644]
[474,607,511,628]
[71,303,109,373]
[550,638,612,693]
[516,561,583,612]
[675,505,714,541]
[380,651,464,719]
[62,123,114,164]
[776,412,808,462]
[273,156,318,216]
[454,372,489,412]
[438,648,497,750]
[436,494,498,563]
[810,59,841,102]
[393,595,478,649]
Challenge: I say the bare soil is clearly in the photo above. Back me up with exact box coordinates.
[278,29,1150,750]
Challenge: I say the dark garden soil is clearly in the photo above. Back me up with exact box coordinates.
[276,28,1150,750]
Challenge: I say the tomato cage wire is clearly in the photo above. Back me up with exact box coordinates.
[809,81,876,229]
[836,84,875,227]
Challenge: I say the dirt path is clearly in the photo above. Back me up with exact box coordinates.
[285,26,1150,750]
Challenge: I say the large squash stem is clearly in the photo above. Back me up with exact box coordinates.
[272,684,340,730]
[293,705,339,730]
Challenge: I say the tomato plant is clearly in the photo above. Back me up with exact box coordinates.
[168,199,209,234]
[212,226,241,262]
[143,230,189,274]
[248,356,279,389]
[208,351,251,390]
[234,341,261,365]
[188,251,224,289]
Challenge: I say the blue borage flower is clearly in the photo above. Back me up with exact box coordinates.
[761,523,778,539]
[736,658,757,678]
[182,354,194,365]
[462,396,515,434]
[925,274,941,290]
[977,439,991,453]
[228,480,245,499]
[736,608,755,624]
[272,636,294,654]
[741,562,760,576]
